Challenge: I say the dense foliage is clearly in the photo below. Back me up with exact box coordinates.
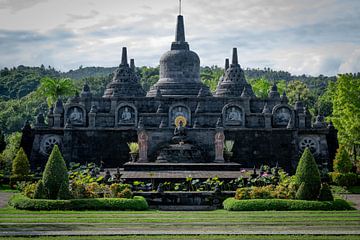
[0,132,22,174]
[223,198,353,211]
[294,148,321,200]
[9,194,148,211]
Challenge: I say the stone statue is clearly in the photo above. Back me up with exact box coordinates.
[69,107,83,124]
[138,130,148,162]
[121,107,132,121]
[227,107,241,121]
[276,108,290,125]
[214,130,225,162]
[172,120,187,143]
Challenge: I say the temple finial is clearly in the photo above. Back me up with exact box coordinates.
[175,15,185,42]
[120,47,128,66]
[179,0,182,15]
[225,58,229,70]
[130,59,135,72]
[232,48,238,65]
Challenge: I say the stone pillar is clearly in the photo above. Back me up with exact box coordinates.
[298,113,305,128]
[53,114,62,128]
[214,129,225,163]
[264,114,272,128]
[89,112,96,128]
[137,130,149,163]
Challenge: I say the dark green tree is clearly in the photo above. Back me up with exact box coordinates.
[318,183,334,201]
[295,148,321,200]
[0,130,5,153]
[42,145,70,199]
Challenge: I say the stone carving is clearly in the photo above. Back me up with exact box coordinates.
[274,107,291,126]
[118,106,135,124]
[299,137,318,154]
[68,107,83,125]
[138,131,148,162]
[214,131,225,162]
[224,106,243,125]
[170,105,190,126]
[40,135,61,156]
[172,119,187,143]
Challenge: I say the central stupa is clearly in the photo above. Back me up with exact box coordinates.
[147,15,211,97]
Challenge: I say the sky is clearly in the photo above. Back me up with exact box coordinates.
[0,0,359,76]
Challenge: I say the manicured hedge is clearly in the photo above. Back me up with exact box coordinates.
[8,194,149,211]
[223,198,353,211]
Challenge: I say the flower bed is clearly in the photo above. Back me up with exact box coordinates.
[223,198,354,211]
[8,194,148,211]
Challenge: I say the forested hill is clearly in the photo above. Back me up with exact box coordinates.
[0,65,336,101]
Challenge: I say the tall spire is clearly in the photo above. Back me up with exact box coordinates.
[175,15,185,42]
[130,59,135,72]
[120,47,128,66]
[179,0,182,15]
[232,48,238,65]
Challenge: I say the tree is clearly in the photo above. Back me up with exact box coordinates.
[295,148,321,200]
[286,80,316,112]
[0,132,22,174]
[0,130,5,153]
[38,77,77,107]
[10,147,30,185]
[331,73,360,164]
[249,78,286,99]
[42,145,70,199]
[333,146,352,173]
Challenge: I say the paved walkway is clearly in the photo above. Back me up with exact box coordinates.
[0,192,14,208]
[342,194,360,210]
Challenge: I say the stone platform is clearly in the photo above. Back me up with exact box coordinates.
[123,162,242,171]
[107,169,248,181]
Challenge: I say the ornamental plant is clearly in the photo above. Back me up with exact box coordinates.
[127,142,139,154]
[10,147,30,185]
[42,145,71,199]
[295,148,321,200]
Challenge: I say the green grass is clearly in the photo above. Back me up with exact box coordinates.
[348,186,360,194]
[0,236,360,240]
[0,201,359,238]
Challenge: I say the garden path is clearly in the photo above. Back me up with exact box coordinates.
[0,192,13,208]
[342,194,360,210]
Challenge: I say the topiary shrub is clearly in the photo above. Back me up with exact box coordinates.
[10,147,30,186]
[330,172,359,187]
[117,188,133,199]
[333,146,352,174]
[42,145,70,199]
[295,148,321,200]
[33,180,46,199]
[318,183,334,201]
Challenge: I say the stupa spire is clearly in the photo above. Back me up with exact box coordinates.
[175,15,185,42]
[120,47,128,66]
[225,58,229,70]
[232,48,238,65]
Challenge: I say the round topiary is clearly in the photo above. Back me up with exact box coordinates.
[333,146,352,174]
[318,183,334,201]
[295,148,321,200]
[42,145,70,199]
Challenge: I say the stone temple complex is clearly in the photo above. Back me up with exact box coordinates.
[24,14,337,174]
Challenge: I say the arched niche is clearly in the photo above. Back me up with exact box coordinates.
[222,103,245,127]
[272,104,294,127]
[64,104,86,126]
[115,103,138,126]
[168,103,191,127]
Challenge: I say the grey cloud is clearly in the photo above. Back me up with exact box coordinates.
[0,0,48,12]
[67,10,99,22]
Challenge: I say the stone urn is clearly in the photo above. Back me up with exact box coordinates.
[130,152,139,162]
[224,151,233,162]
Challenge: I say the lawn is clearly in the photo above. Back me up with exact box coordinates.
[0,208,359,238]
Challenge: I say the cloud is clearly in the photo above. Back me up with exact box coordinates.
[0,0,48,12]
[338,48,360,74]
[0,0,359,76]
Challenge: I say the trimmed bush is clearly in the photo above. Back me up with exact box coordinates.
[42,145,70,199]
[34,180,46,199]
[10,147,30,185]
[334,146,352,174]
[330,172,359,187]
[295,148,321,200]
[9,194,149,211]
[318,183,334,201]
[223,198,353,211]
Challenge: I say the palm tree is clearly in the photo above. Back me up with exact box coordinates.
[38,77,77,107]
